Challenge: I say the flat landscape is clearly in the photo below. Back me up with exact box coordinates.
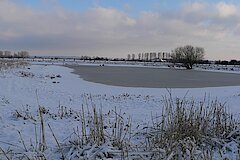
[2,1,240,159]
[1,60,240,159]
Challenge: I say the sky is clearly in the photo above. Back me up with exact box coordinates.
[0,0,240,60]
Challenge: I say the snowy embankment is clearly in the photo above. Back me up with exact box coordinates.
[0,63,240,159]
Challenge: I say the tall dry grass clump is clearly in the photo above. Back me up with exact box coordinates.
[140,95,240,159]
[0,59,29,71]
[62,106,132,159]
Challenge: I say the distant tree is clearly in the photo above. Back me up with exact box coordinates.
[138,53,141,60]
[150,52,153,61]
[221,61,229,65]
[158,52,161,59]
[127,54,131,61]
[0,51,3,57]
[198,60,210,64]
[131,54,135,60]
[17,51,30,58]
[215,60,221,65]
[229,60,238,65]
[4,51,12,58]
[150,52,156,61]
[171,45,205,69]
[13,52,18,57]
[145,53,149,61]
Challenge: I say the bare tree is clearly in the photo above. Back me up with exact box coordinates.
[0,51,3,57]
[4,51,12,58]
[138,53,141,60]
[145,53,149,61]
[131,54,135,60]
[158,52,161,59]
[18,51,30,58]
[171,45,205,69]
[127,54,131,61]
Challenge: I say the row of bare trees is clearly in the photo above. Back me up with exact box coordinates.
[0,51,30,58]
[127,52,171,61]
[126,45,204,69]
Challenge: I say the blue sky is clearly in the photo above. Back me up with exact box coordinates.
[16,0,180,12]
[1,0,240,60]
[15,0,240,12]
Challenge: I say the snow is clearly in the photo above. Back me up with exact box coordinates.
[0,63,240,159]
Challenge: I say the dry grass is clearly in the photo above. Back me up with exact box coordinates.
[138,95,240,159]
[0,59,29,71]
[1,95,240,159]
[61,106,132,159]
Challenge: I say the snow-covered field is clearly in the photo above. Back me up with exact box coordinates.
[0,61,240,159]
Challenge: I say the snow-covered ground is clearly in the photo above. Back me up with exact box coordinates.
[0,62,240,159]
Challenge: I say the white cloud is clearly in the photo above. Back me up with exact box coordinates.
[216,2,238,18]
[182,2,206,14]
[85,7,136,28]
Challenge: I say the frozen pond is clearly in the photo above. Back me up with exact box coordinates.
[69,65,240,88]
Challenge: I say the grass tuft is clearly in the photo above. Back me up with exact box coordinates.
[138,95,240,159]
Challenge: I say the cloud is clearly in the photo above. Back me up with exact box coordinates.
[0,1,139,56]
[182,2,206,14]
[0,0,239,60]
[84,7,136,29]
[216,2,238,18]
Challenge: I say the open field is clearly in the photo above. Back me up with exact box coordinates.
[0,60,240,159]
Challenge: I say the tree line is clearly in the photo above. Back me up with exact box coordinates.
[127,52,171,62]
[128,45,205,69]
[215,60,240,65]
[0,51,30,58]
